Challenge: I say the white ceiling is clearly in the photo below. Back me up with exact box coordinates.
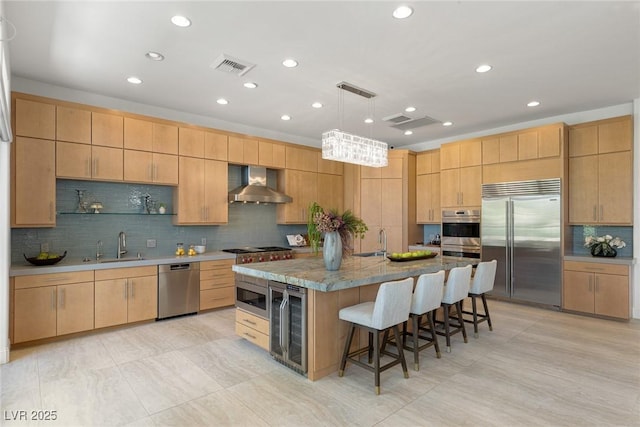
[5,1,640,150]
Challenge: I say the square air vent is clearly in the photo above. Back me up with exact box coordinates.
[390,116,441,131]
[210,54,255,76]
[383,114,413,124]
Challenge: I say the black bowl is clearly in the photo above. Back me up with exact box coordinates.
[24,251,67,266]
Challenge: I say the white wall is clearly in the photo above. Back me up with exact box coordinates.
[633,97,639,319]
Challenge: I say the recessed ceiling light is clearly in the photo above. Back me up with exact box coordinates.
[243,82,258,89]
[527,101,541,107]
[393,6,414,19]
[364,118,374,124]
[281,114,291,121]
[145,51,164,61]
[405,106,416,112]
[311,102,323,109]
[171,15,191,27]
[127,76,142,84]
[442,121,453,126]
[475,64,492,73]
[282,59,298,68]
[216,98,229,105]
[404,130,413,136]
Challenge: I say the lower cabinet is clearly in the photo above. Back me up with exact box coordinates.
[235,308,269,350]
[12,271,95,344]
[563,261,630,319]
[94,266,158,328]
[200,259,235,310]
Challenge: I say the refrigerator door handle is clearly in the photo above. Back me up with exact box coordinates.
[508,199,515,296]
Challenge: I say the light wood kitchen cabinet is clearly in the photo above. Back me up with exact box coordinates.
[482,124,562,165]
[361,156,403,179]
[228,136,259,165]
[174,157,228,224]
[204,130,228,160]
[318,154,344,175]
[12,271,94,343]
[563,261,629,319]
[124,117,179,155]
[56,141,123,181]
[440,139,482,170]
[285,145,318,172]
[416,173,440,224]
[200,259,235,310]
[14,97,55,140]
[440,166,481,209]
[92,112,123,148]
[258,140,286,168]
[179,127,205,158]
[12,136,56,227]
[276,169,318,223]
[416,150,440,175]
[57,105,92,144]
[317,173,344,213]
[236,308,269,350]
[94,266,157,328]
[124,150,178,185]
[569,116,632,157]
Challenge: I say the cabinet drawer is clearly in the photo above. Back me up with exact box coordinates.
[200,287,234,310]
[201,259,235,271]
[235,322,269,350]
[200,278,234,291]
[15,271,94,289]
[95,266,157,281]
[200,268,234,282]
[564,261,628,276]
[236,309,269,335]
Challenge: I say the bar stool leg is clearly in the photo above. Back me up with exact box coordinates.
[427,311,441,358]
[373,328,381,395]
[444,304,451,352]
[472,295,479,338]
[368,332,373,364]
[456,301,468,343]
[412,314,420,370]
[339,324,356,377]
[482,294,493,331]
[393,324,409,379]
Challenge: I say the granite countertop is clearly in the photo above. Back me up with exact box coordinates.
[232,255,478,292]
[10,251,237,277]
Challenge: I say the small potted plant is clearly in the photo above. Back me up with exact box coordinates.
[158,203,167,215]
[584,234,626,257]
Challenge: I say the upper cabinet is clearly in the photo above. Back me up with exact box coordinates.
[416,150,440,224]
[204,131,228,161]
[92,112,123,148]
[124,117,178,154]
[440,139,482,170]
[440,139,482,209]
[228,136,259,165]
[285,145,317,172]
[568,116,633,225]
[15,98,55,140]
[178,127,205,158]
[259,140,286,169]
[57,106,91,144]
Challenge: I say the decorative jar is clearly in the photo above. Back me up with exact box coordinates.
[323,231,342,271]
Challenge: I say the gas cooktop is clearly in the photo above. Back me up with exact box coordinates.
[222,246,291,254]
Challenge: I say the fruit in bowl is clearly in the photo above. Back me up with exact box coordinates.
[24,251,67,266]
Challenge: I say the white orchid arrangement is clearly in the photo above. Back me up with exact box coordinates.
[584,235,626,249]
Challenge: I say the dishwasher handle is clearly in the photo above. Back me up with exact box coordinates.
[159,263,199,273]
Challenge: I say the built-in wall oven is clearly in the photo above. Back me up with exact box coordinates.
[441,209,481,258]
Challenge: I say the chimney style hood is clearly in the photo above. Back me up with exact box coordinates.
[228,166,292,204]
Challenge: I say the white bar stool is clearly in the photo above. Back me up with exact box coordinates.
[338,278,413,395]
[437,264,472,352]
[462,259,497,337]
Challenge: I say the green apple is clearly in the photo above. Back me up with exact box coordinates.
[401,252,411,258]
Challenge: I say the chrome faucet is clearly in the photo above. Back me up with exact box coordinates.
[378,228,387,258]
[117,232,127,259]
[96,240,103,261]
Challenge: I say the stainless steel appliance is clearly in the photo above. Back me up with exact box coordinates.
[222,246,294,264]
[158,262,200,319]
[481,179,561,306]
[441,209,481,258]
[269,281,307,374]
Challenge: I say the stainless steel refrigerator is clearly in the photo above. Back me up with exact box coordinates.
[481,179,561,307]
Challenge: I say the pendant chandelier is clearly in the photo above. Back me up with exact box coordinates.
[321,82,388,168]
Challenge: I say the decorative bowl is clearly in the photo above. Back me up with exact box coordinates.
[24,251,67,266]
[194,245,206,254]
[387,252,438,262]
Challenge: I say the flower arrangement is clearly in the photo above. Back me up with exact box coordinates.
[584,234,626,257]
[307,202,368,256]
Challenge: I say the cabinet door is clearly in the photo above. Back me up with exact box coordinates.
[568,155,598,223]
[598,117,632,154]
[562,270,594,313]
[57,282,94,336]
[440,142,459,170]
[92,112,123,148]
[95,279,128,328]
[15,98,55,139]
[179,127,205,158]
[360,178,382,230]
[127,275,158,323]
[92,146,123,181]
[56,141,92,179]
[481,138,500,165]
[153,153,178,185]
[459,139,482,167]
[285,146,317,172]
[14,137,56,227]
[517,131,538,160]
[431,173,441,223]
[594,274,629,319]
[538,125,561,158]
[13,287,57,343]
[153,123,178,155]
[459,166,481,207]
[259,140,286,168]
[124,117,153,151]
[228,136,245,164]
[499,135,518,163]
[416,174,430,223]
[243,139,259,165]
[317,173,343,213]
[57,105,92,144]
[277,169,317,223]
[598,151,632,224]
[381,179,403,227]
[124,150,153,183]
[440,168,460,208]
[175,156,205,224]
[204,159,229,223]
[569,125,598,157]
[204,131,228,160]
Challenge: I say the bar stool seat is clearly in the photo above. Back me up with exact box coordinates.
[338,278,413,395]
[436,264,472,352]
[462,260,497,337]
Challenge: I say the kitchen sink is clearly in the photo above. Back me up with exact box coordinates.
[352,251,386,257]
[99,258,144,263]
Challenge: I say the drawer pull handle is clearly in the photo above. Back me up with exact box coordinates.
[242,319,257,325]
[243,332,257,340]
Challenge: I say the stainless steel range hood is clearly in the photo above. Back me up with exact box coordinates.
[228,166,292,204]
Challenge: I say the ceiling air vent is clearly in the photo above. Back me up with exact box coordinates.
[383,113,413,124]
[390,115,441,131]
[210,54,255,76]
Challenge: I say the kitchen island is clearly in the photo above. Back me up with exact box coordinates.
[233,255,478,380]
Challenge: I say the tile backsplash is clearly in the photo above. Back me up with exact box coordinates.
[569,225,633,256]
[11,166,307,263]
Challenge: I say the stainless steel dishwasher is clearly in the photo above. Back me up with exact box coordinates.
[158,262,200,319]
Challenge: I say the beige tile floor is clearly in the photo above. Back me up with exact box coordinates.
[2,300,639,427]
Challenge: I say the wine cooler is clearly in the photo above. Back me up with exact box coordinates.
[268,281,307,374]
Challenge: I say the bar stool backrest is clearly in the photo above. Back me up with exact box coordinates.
[469,260,497,295]
[371,278,414,330]
[411,271,445,315]
[442,264,472,304]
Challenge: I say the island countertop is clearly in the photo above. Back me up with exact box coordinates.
[232,255,478,292]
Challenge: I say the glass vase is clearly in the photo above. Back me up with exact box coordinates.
[323,231,342,271]
[590,242,617,257]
